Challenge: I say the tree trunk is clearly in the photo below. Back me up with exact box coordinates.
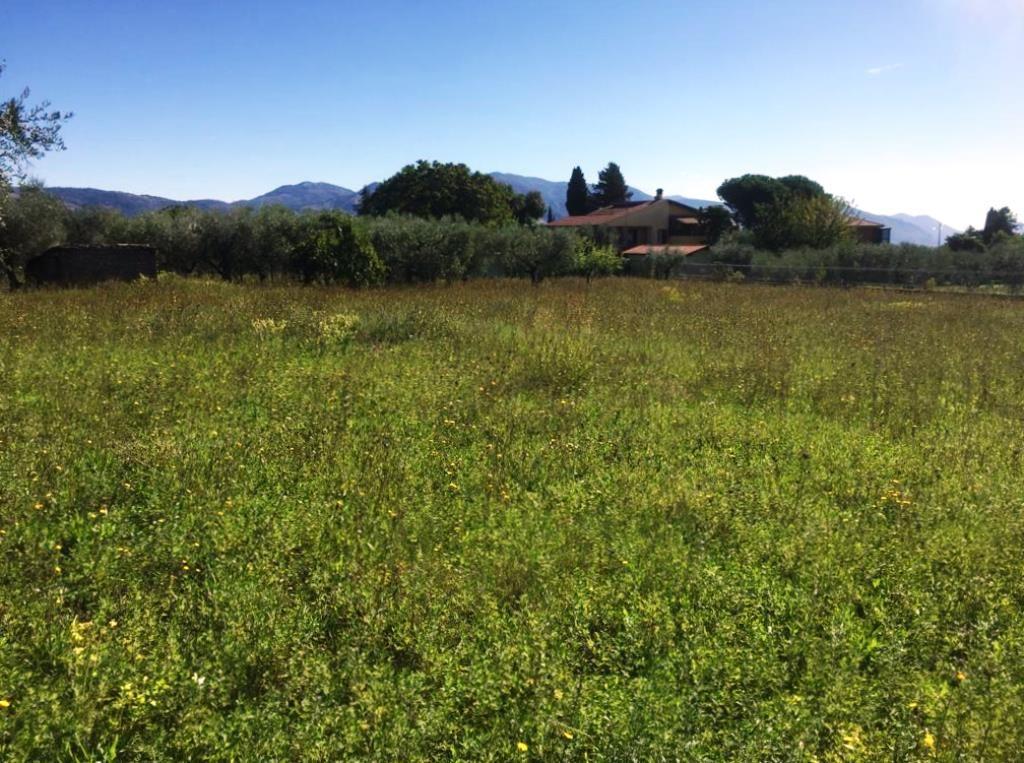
[2,263,22,291]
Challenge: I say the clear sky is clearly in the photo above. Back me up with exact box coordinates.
[2,0,1021,228]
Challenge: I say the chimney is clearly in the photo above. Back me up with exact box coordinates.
[655,188,663,201]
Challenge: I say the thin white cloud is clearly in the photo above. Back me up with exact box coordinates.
[866,63,904,76]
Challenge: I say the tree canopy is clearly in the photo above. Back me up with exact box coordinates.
[983,207,1018,245]
[753,194,852,251]
[716,175,787,229]
[566,166,592,217]
[717,173,848,250]
[946,207,1019,252]
[777,175,826,200]
[697,205,735,246]
[0,181,66,287]
[591,162,632,208]
[357,160,539,225]
[511,190,546,225]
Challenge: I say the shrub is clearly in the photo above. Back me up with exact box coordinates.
[573,238,622,281]
[494,226,576,283]
[315,312,360,349]
[365,215,476,283]
[293,211,385,287]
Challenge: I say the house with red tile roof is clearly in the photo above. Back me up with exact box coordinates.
[547,191,711,258]
[547,194,893,260]
[847,218,892,244]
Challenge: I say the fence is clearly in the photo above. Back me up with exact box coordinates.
[629,258,1024,292]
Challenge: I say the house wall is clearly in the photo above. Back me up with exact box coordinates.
[605,200,703,252]
[853,226,890,244]
[27,246,158,286]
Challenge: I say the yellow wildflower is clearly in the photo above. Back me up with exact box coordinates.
[0,699,10,709]
[517,741,528,752]
[923,731,936,751]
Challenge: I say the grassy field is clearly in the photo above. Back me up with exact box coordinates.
[2,277,1024,760]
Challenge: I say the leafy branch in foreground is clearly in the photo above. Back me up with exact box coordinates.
[0,62,72,187]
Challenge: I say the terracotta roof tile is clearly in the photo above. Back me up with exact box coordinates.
[622,244,709,256]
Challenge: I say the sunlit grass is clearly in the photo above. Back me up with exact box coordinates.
[2,277,1023,760]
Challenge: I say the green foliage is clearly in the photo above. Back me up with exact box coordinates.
[716,174,785,229]
[510,190,546,225]
[565,166,592,217]
[0,182,66,287]
[3,279,1024,759]
[0,62,72,186]
[777,174,826,199]
[573,238,622,281]
[982,207,1018,245]
[63,206,127,246]
[358,160,534,226]
[754,194,853,251]
[697,205,735,245]
[493,225,577,283]
[947,228,986,253]
[3,195,612,288]
[591,162,632,208]
[293,211,384,287]
[718,174,848,252]
[364,215,476,283]
[943,209,1019,253]
[727,237,1024,289]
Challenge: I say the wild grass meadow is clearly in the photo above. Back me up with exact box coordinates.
[2,277,1024,760]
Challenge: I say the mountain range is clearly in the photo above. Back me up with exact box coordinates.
[43,175,958,247]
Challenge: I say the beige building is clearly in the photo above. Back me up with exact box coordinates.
[547,193,710,257]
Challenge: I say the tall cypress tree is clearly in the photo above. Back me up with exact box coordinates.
[566,166,591,217]
[592,162,632,207]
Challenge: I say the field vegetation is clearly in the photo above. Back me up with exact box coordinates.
[2,278,1024,760]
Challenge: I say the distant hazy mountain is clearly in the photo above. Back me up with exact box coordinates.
[891,213,958,245]
[241,182,361,213]
[42,175,960,247]
[853,209,959,247]
[45,187,229,215]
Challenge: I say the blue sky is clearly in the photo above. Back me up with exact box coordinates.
[2,0,1021,228]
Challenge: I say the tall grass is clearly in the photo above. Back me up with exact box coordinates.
[2,277,1024,760]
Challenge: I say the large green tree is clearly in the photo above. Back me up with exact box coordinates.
[358,160,532,225]
[591,162,632,208]
[0,181,66,288]
[717,173,851,250]
[511,190,546,225]
[777,175,826,200]
[565,166,591,217]
[754,194,852,251]
[697,205,735,246]
[294,211,384,286]
[716,174,787,229]
[946,228,985,253]
[982,207,1018,245]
